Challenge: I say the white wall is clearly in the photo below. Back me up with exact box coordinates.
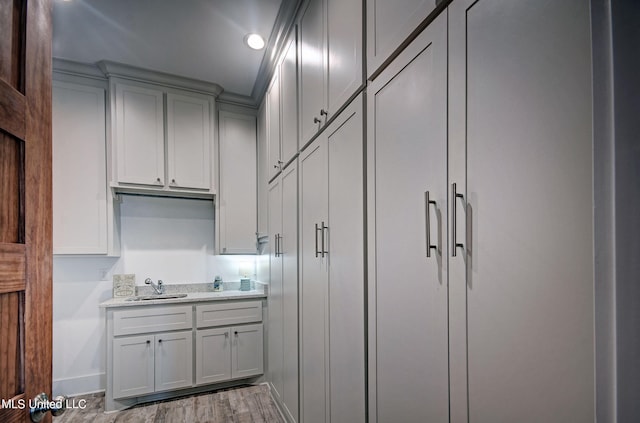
[53,195,257,396]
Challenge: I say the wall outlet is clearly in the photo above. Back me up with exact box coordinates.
[99,268,109,281]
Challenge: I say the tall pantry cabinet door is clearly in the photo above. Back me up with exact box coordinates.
[267,70,281,181]
[299,0,326,144]
[367,13,448,423]
[280,34,298,166]
[327,96,365,423]
[268,177,284,400]
[299,136,328,423]
[366,0,436,77]
[114,82,165,186]
[448,1,594,422]
[166,92,211,190]
[326,0,362,119]
[281,161,299,422]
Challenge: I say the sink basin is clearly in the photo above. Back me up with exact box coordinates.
[125,293,188,302]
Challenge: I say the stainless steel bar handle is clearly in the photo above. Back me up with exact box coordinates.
[315,223,320,257]
[321,222,328,257]
[425,191,437,257]
[277,234,282,257]
[452,183,464,257]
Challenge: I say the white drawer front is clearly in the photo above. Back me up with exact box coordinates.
[113,305,193,336]
[196,301,262,328]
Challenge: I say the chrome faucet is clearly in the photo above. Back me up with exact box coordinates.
[145,278,164,294]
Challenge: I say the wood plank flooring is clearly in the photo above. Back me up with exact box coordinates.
[53,384,285,423]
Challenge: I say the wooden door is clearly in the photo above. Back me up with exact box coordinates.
[449,0,594,421]
[326,95,365,423]
[112,335,155,399]
[0,0,52,422]
[195,327,232,385]
[367,12,449,423]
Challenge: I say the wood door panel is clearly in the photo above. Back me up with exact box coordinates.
[0,0,25,91]
[0,0,52,421]
[0,292,24,399]
[0,132,24,244]
[0,82,26,139]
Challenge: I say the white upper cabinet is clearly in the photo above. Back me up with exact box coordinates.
[280,33,298,168]
[366,0,437,78]
[299,0,326,144]
[110,77,216,196]
[267,70,281,181]
[114,82,165,187]
[299,0,363,146]
[52,77,119,256]
[217,111,258,254]
[166,92,211,190]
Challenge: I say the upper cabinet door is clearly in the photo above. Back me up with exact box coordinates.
[166,92,212,190]
[53,80,108,254]
[115,82,165,186]
[267,69,281,181]
[326,0,363,118]
[280,33,298,166]
[299,0,326,145]
[366,0,437,78]
[218,111,258,254]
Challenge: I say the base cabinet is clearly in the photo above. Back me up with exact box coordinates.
[106,300,264,412]
[113,330,193,399]
[196,324,264,385]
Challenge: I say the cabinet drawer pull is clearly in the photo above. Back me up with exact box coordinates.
[146,340,150,345]
[425,191,437,257]
[321,222,328,257]
[156,177,161,183]
[315,223,321,257]
[234,331,238,336]
[452,183,464,257]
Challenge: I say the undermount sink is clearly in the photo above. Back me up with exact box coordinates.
[125,293,188,302]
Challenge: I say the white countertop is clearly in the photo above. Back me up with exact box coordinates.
[99,289,266,308]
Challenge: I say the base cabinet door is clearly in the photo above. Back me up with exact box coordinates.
[196,327,232,385]
[113,334,155,399]
[232,324,264,379]
[154,330,193,392]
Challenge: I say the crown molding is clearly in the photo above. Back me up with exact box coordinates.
[251,0,302,105]
[97,60,224,97]
[52,58,107,80]
[218,91,257,108]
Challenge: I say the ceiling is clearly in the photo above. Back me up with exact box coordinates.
[53,0,284,97]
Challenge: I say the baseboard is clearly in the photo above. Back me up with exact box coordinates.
[264,382,295,423]
[53,373,105,397]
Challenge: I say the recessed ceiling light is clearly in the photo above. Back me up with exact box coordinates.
[245,34,265,50]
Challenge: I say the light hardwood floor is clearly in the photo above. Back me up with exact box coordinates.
[53,384,285,423]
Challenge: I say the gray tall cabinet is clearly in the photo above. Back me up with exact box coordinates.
[368,1,594,422]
